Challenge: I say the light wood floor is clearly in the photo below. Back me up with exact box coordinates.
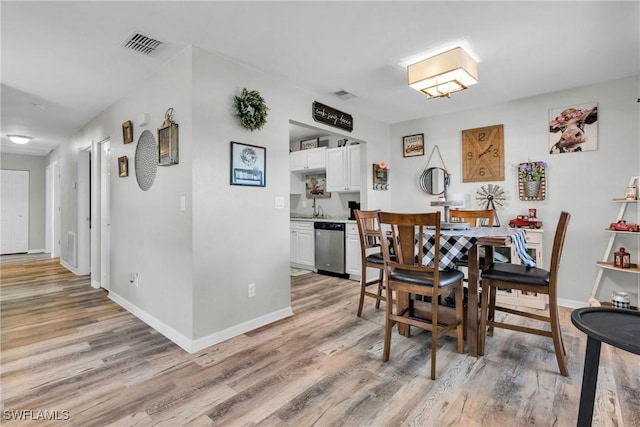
[1,254,638,426]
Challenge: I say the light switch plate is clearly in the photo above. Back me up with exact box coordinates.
[274,196,285,209]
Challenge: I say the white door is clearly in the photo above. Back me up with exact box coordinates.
[100,141,111,290]
[52,163,61,257]
[1,169,29,254]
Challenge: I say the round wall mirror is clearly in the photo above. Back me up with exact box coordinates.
[419,167,449,195]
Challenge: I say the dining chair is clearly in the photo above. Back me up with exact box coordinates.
[378,211,465,380]
[450,209,495,290]
[354,209,386,317]
[479,211,571,376]
[450,209,495,228]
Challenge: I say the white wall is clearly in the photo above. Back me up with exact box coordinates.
[388,76,640,305]
[48,45,391,350]
[49,47,195,338]
[1,153,47,251]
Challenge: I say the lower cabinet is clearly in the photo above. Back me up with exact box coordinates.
[290,221,315,268]
[345,223,361,278]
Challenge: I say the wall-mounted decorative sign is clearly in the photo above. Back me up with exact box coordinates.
[118,156,128,177]
[372,162,389,190]
[230,141,266,187]
[122,120,133,144]
[158,108,179,166]
[549,102,598,154]
[234,88,269,131]
[312,101,353,132]
[300,137,319,150]
[305,173,330,198]
[402,133,424,157]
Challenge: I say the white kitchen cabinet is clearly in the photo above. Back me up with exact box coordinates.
[290,147,326,172]
[345,222,361,278]
[290,221,315,268]
[326,145,360,193]
[290,172,303,195]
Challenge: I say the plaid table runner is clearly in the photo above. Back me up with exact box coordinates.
[389,227,536,270]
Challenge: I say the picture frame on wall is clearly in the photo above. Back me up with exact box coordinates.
[118,156,128,177]
[300,137,319,150]
[230,141,266,187]
[122,120,133,144]
[403,133,424,157]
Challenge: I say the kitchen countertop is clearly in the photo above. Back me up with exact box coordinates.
[290,214,355,223]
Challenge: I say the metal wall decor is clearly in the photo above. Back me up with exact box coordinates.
[158,107,179,166]
[135,130,158,191]
[518,161,547,201]
[372,163,389,190]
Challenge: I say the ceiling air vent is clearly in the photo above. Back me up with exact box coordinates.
[331,90,357,101]
[121,31,163,55]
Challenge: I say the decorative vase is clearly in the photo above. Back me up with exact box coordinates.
[524,179,541,198]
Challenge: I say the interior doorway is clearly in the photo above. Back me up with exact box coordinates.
[98,139,111,290]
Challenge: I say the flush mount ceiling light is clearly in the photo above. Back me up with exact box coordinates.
[8,135,32,145]
[407,47,478,99]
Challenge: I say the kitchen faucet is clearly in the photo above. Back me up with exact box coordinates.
[312,197,324,218]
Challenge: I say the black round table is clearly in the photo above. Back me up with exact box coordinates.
[571,307,640,427]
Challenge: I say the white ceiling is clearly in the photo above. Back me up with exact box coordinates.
[2,1,638,156]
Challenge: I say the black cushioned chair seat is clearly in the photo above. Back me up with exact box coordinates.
[389,268,465,287]
[366,253,396,265]
[482,262,550,286]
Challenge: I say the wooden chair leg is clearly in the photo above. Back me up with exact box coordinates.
[357,273,366,317]
[455,282,464,354]
[549,296,569,376]
[479,281,490,356]
[382,283,393,362]
[487,286,497,336]
[375,269,383,309]
[430,287,439,380]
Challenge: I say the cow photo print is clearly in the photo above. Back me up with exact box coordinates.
[549,102,598,154]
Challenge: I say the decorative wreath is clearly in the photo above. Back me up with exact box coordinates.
[234,88,269,131]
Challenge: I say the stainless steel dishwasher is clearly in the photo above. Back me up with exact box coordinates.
[314,222,347,278]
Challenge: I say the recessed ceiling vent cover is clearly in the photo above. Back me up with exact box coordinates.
[332,90,357,101]
[121,31,163,55]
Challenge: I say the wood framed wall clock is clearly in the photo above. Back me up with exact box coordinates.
[461,124,504,182]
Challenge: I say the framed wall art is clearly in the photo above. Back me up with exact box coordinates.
[300,137,319,150]
[118,156,129,177]
[549,102,598,154]
[230,141,266,187]
[305,173,330,198]
[403,133,424,157]
[122,120,133,144]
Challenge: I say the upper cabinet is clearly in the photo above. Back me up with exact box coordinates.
[290,147,326,172]
[326,145,360,193]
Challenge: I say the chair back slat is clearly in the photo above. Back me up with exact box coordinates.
[378,211,441,273]
[355,210,382,253]
[450,209,495,227]
[549,211,571,287]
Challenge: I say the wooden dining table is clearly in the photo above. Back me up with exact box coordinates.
[388,226,534,357]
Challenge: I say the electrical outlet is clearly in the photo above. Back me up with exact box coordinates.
[129,272,139,286]
[248,283,256,298]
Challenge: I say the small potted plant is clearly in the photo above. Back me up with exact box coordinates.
[519,161,547,197]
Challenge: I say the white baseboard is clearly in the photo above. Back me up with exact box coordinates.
[558,297,588,309]
[191,307,294,353]
[108,291,293,354]
[108,291,193,352]
[91,279,100,289]
[60,259,81,275]
[28,248,46,254]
